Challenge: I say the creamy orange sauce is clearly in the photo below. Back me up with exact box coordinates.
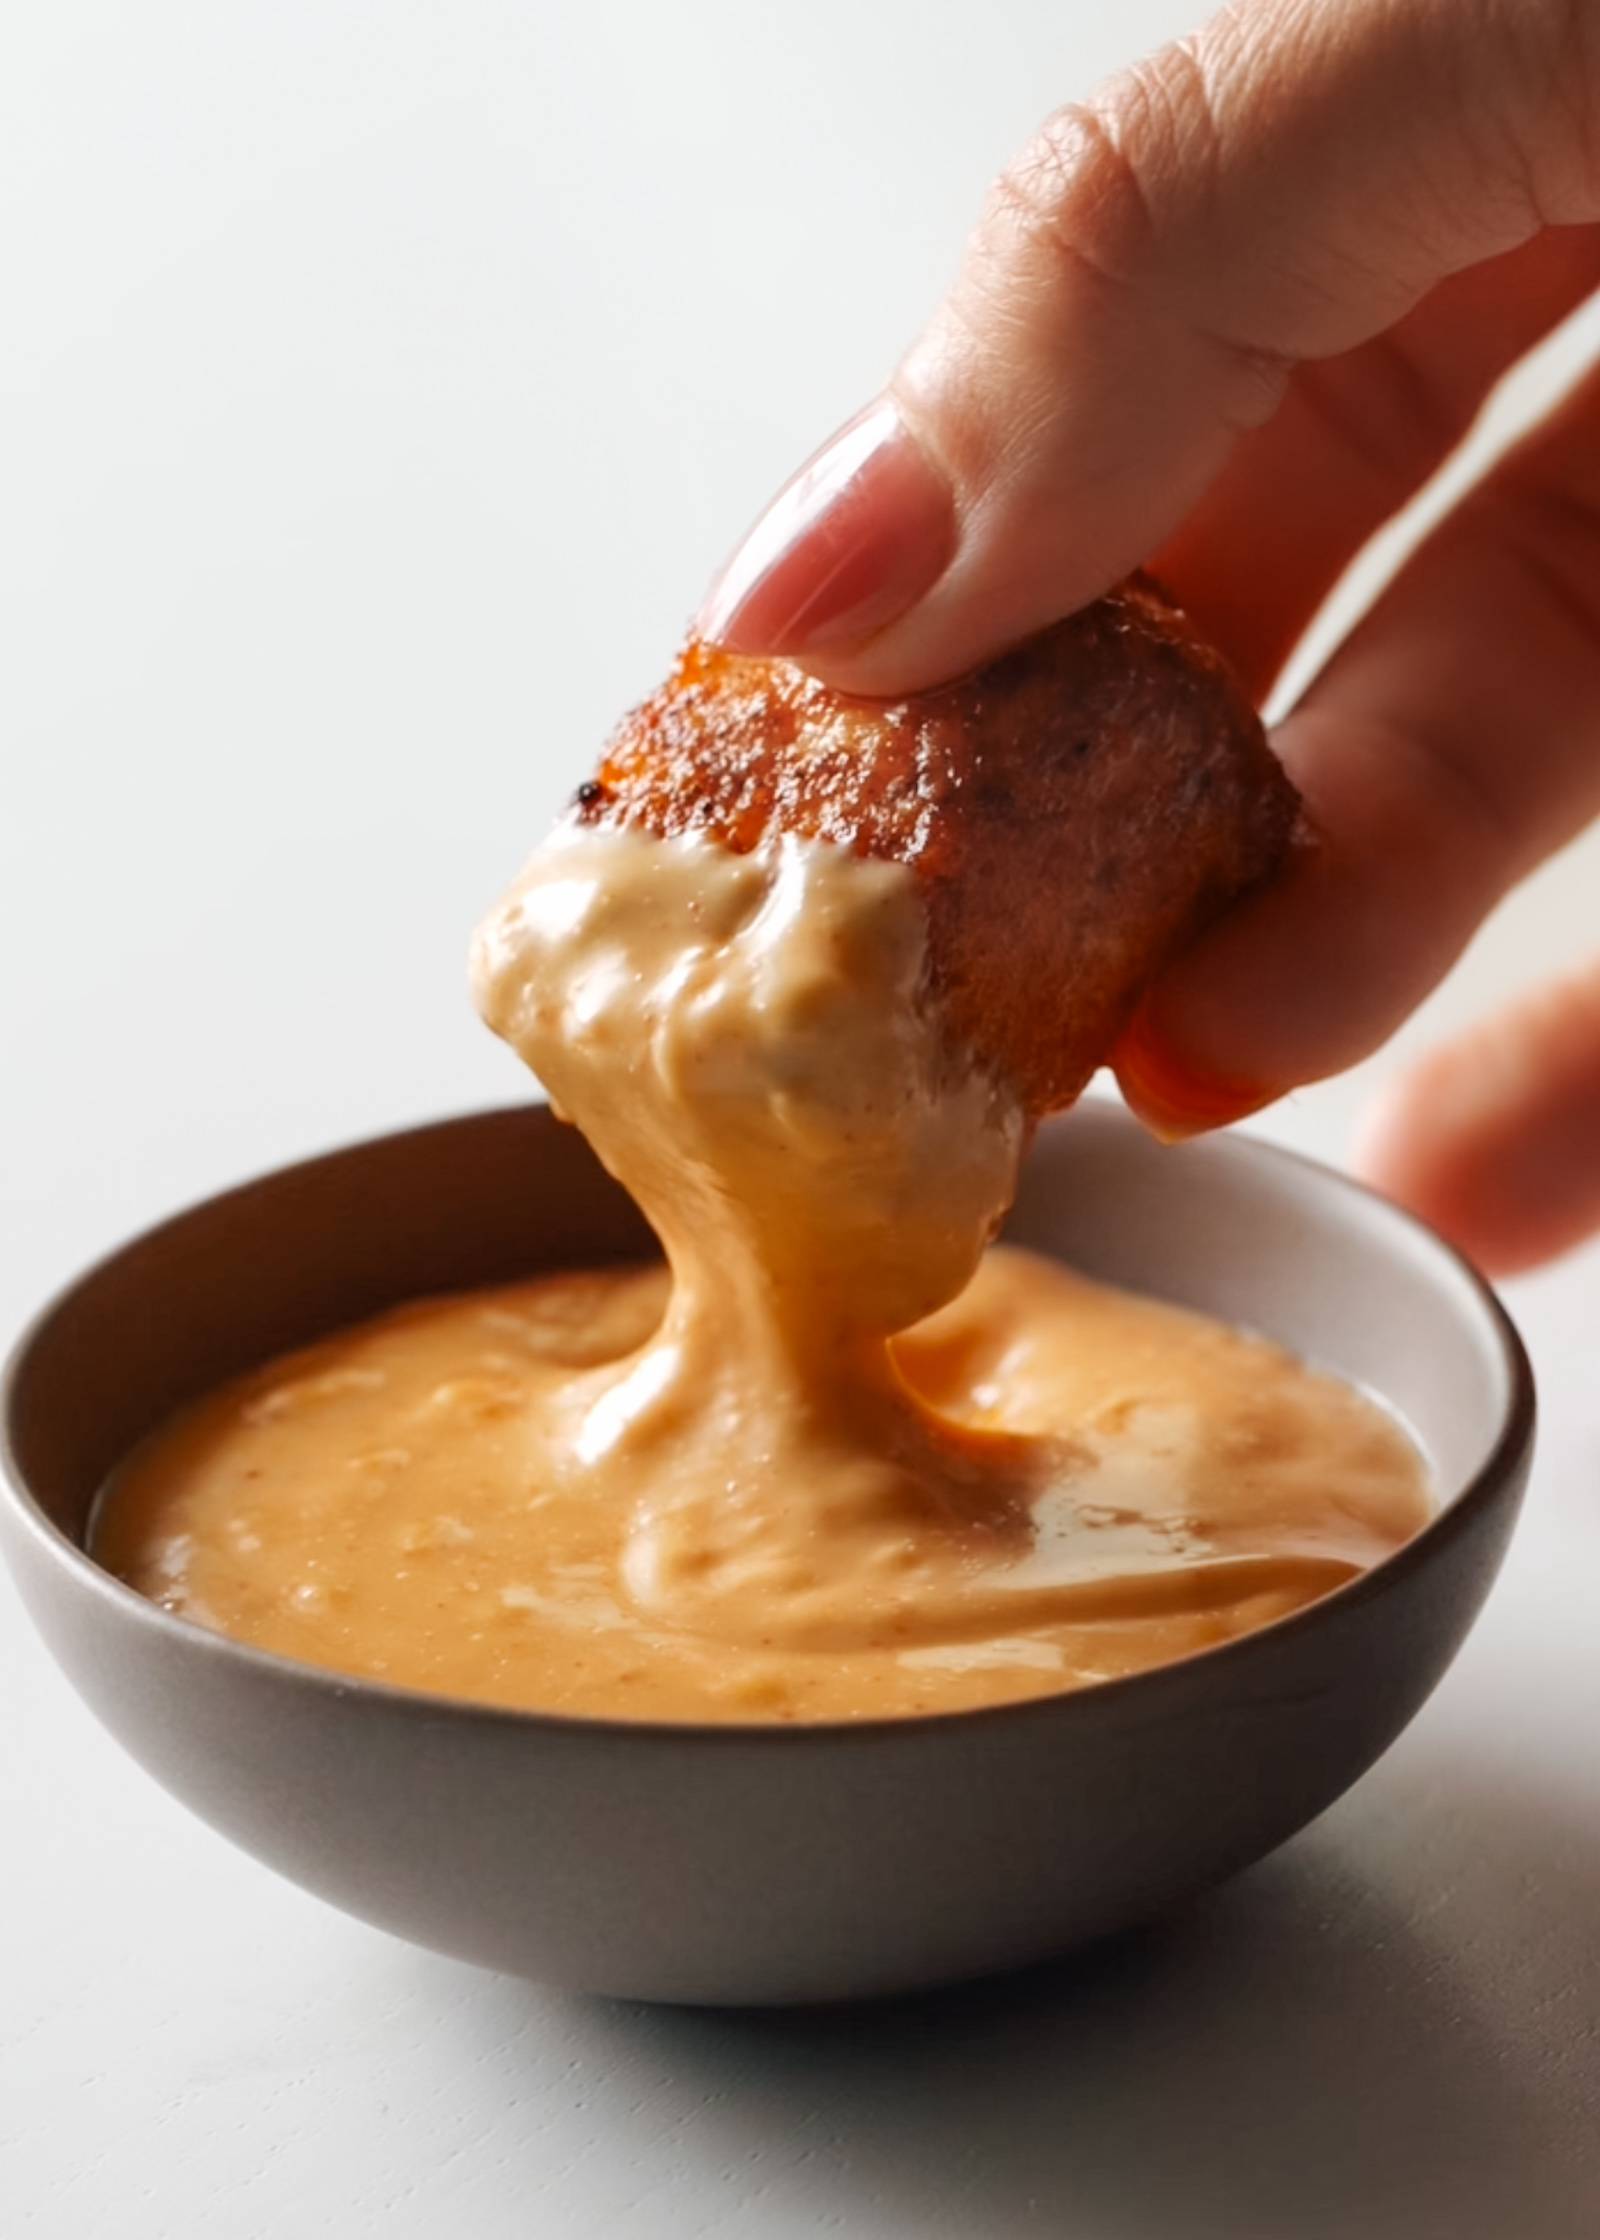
[95,825,1431,1721]
[96,1246,1430,1720]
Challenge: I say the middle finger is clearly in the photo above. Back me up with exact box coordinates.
[1153,227,1600,699]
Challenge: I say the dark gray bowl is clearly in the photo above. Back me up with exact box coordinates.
[1,1103,1533,2005]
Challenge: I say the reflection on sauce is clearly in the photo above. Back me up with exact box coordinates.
[95,826,1431,1721]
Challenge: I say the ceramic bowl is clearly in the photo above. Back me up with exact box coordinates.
[1,1102,1533,2004]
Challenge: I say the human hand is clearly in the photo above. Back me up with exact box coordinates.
[697,0,1600,1274]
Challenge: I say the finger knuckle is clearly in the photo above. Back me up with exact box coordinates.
[977,37,1286,432]
[985,37,1222,296]
[1500,0,1600,220]
[981,109,1138,300]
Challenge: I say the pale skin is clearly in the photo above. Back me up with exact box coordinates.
[698,0,1600,1277]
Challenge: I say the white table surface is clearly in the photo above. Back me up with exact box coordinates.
[4,4,1599,2232]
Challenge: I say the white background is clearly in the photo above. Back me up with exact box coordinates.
[3,4,1598,2233]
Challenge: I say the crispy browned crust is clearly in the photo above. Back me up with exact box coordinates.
[576,574,1299,1115]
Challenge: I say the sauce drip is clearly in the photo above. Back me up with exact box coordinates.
[95,827,1431,1720]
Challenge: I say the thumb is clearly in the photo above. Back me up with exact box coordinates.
[699,0,1590,693]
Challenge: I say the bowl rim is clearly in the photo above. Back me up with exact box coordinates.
[0,1101,1536,1749]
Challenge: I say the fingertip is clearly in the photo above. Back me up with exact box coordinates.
[1354,991,1600,1276]
[695,399,959,679]
[1111,1004,1277,1143]
[1349,1056,1482,1253]
[1352,1064,1536,1277]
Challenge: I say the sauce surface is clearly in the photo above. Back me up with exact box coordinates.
[95,1246,1429,1721]
[95,825,1431,1720]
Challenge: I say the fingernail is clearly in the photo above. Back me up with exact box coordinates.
[697,398,955,657]
[1112,1005,1275,1144]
